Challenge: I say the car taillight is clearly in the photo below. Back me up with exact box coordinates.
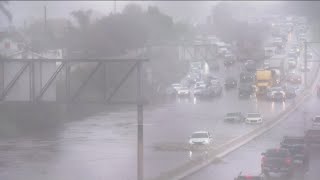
[285,157,292,165]
[245,175,253,180]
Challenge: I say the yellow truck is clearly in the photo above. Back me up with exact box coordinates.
[256,70,273,96]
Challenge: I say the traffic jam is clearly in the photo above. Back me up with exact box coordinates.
[166,15,320,179]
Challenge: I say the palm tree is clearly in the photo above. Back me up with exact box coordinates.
[0,1,12,22]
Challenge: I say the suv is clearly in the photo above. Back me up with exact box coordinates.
[272,91,286,102]
[261,148,294,177]
[224,112,245,123]
[280,136,309,165]
[287,72,302,84]
[266,87,286,100]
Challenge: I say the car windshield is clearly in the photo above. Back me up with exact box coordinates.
[237,176,262,180]
[265,149,288,157]
[179,88,189,91]
[283,138,304,144]
[226,78,235,82]
[191,133,209,138]
[195,87,205,90]
[271,87,283,91]
[274,92,283,96]
[172,84,181,87]
[226,112,239,116]
[247,113,260,118]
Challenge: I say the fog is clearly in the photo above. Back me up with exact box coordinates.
[4,1,219,27]
[0,1,320,180]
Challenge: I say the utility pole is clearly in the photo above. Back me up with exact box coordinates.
[44,6,47,33]
[304,41,308,88]
[137,61,144,180]
[114,0,117,14]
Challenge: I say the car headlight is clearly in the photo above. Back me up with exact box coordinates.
[204,139,209,144]
[189,140,194,144]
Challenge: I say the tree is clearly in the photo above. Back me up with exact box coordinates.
[71,9,92,31]
[123,3,143,15]
[0,1,12,22]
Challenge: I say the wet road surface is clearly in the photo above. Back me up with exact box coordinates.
[183,95,320,180]
[0,30,319,180]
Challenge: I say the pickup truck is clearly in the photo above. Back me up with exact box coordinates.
[280,136,309,165]
[305,129,320,145]
[261,148,294,177]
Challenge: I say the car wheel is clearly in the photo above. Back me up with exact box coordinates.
[286,170,294,178]
[263,170,270,177]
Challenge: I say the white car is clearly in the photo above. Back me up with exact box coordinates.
[288,59,297,68]
[245,113,263,124]
[172,83,182,91]
[189,131,213,145]
[312,116,320,127]
[177,87,190,96]
[194,81,206,89]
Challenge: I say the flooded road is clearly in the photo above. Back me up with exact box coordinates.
[0,34,318,180]
[0,92,293,180]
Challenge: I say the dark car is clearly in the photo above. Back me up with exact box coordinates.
[207,84,222,97]
[225,77,238,89]
[261,148,294,177]
[284,87,297,99]
[224,54,236,66]
[224,112,245,123]
[245,61,257,72]
[238,83,255,99]
[272,91,286,102]
[280,136,309,166]
[287,73,302,84]
[240,72,255,83]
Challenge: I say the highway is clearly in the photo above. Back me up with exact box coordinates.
[0,24,319,180]
[183,94,320,180]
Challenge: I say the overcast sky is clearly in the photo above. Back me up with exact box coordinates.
[1,1,219,27]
